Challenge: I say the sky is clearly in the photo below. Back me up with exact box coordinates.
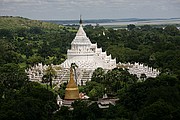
[0,0,180,20]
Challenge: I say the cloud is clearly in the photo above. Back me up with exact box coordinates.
[1,0,178,8]
[0,0,179,19]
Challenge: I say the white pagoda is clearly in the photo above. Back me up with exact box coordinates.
[26,18,116,86]
[26,18,160,87]
[61,17,116,70]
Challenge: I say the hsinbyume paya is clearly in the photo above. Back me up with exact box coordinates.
[26,18,116,86]
[61,18,116,70]
[26,17,160,87]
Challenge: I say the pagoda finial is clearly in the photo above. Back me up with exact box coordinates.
[79,15,82,24]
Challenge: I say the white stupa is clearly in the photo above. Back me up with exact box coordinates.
[26,17,160,86]
[61,17,116,70]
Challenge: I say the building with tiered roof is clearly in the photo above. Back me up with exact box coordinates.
[61,17,116,70]
[26,17,160,87]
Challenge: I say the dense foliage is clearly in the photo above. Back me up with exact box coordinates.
[0,64,58,120]
[0,16,180,119]
[1,16,179,76]
[85,24,180,77]
[117,74,180,120]
[0,16,67,120]
[0,16,76,68]
[53,72,180,120]
[88,68,138,97]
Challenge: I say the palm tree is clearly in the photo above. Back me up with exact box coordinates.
[42,74,49,90]
[42,65,57,89]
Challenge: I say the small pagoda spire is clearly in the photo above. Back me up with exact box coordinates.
[79,15,82,24]
[64,63,79,100]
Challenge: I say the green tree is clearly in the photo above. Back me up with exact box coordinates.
[0,82,58,120]
[71,100,89,120]
[57,83,67,99]
[87,102,103,119]
[105,68,137,94]
[0,63,28,90]
[42,65,57,89]
[91,67,105,83]
[84,81,104,100]
[141,25,152,31]
[127,24,136,30]
[53,106,72,120]
[27,55,44,66]
[141,100,175,120]
[164,25,179,36]
[0,29,13,38]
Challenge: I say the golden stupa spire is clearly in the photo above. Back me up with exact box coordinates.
[64,64,79,100]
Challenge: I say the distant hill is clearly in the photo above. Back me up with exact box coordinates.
[43,18,180,26]
[0,16,62,30]
[2,16,179,28]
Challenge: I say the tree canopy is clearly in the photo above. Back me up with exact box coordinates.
[0,16,180,120]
